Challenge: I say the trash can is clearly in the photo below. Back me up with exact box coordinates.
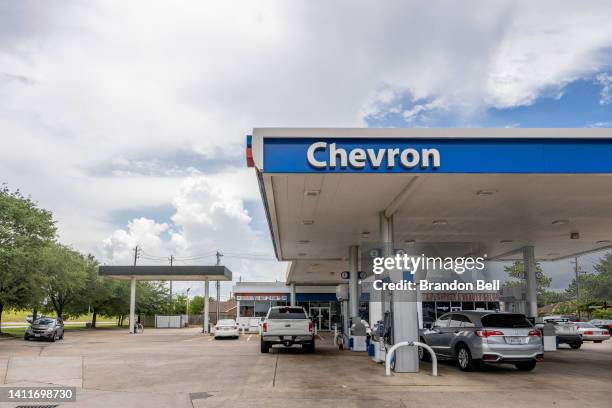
[543,322,557,351]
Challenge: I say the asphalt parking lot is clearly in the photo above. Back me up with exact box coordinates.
[1,328,611,408]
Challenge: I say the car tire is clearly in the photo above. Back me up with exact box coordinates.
[60,332,64,340]
[50,332,56,342]
[569,342,582,349]
[260,339,270,353]
[515,360,537,371]
[456,344,478,372]
[418,338,431,361]
[23,335,29,341]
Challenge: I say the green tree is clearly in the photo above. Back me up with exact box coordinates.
[0,185,56,333]
[172,295,187,314]
[565,252,612,314]
[189,295,204,315]
[504,261,552,307]
[68,254,120,328]
[40,243,88,319]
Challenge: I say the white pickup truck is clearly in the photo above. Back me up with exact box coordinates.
[260,306,315,353]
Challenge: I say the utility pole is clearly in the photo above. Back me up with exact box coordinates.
[216,251,222,324]
[169,255,174,314]
[130,245,141,334]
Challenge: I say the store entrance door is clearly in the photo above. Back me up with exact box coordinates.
[310,307,331,331]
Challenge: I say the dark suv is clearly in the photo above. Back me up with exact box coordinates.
[419,311,544,371]
[24,317,64,342]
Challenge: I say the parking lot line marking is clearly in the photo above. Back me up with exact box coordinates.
[207,336,214,342]
[247,335,252,341]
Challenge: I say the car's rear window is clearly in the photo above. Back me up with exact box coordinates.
[481,314,532,328]
[218,319,235,325]
[33,318,54,325]
[576,323,595,328]
[268,307,307,319]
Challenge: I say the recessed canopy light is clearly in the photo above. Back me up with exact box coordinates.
[298,253,307,257]
[570,232,580,240]
[432,219,448,225]
[329,271,335,275]
[500,239,513,243]
[297,240,310,244]
[552,220,569,225]
[302,220,314,225]
[304,190,320,197]
[596,240,611,244]
[360,231,370,238]
[477,189,497,196]
[404,239,416,243]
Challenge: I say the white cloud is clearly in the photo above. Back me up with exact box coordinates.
[595,73,612,104]
[1,0,612,283]
[102,175,287,296]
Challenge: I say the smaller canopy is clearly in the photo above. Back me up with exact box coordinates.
[98,265,232,281]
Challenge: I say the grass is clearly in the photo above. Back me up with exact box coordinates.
[0,323,129,338]
[1,309,118,323]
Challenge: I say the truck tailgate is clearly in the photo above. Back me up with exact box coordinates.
[266,319,310,336]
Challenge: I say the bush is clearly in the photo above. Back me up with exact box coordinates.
[591,308,612,319]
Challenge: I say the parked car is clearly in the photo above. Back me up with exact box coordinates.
[24,317,64,342]
[540,316,583,349]
[419,311,544,372]
[260,306,315,353]
[589,319,612,334]
[213,319,239,339]
[574,322,610,343]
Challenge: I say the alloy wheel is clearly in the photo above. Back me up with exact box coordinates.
[458,348,469,368]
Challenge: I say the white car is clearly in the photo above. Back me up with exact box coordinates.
[574,322,610,343]
[213,319,239,339]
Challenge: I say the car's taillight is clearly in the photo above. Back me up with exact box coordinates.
[603,330,609,335]
[475,329,504,337]
[262,322,267,333]
[528,329,541,337]
[584,330,593,335]
[308,321,313,332]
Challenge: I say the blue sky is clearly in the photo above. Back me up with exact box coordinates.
[366,75,612,129]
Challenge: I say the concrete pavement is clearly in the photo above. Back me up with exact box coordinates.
[0,328,610,407]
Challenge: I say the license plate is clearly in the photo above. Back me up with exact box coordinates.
[34,334,41,337]
[506,337,523,344]
[283,336,292,340]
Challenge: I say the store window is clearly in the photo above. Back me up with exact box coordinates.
[240,300,254,317]
[474,301,487,310]
[254,300,271,317]
[436,301,450,319]
[461,301,474,311]
[422,302,436,326]
[487,301,500,310]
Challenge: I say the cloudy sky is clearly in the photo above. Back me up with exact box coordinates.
[1,1,612,297]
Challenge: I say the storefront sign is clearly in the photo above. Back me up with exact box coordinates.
[263,137,612,173]
[422,292,499,302]
[236,294,287,301]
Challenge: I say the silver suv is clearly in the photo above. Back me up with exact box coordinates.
[419,311,543,371]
